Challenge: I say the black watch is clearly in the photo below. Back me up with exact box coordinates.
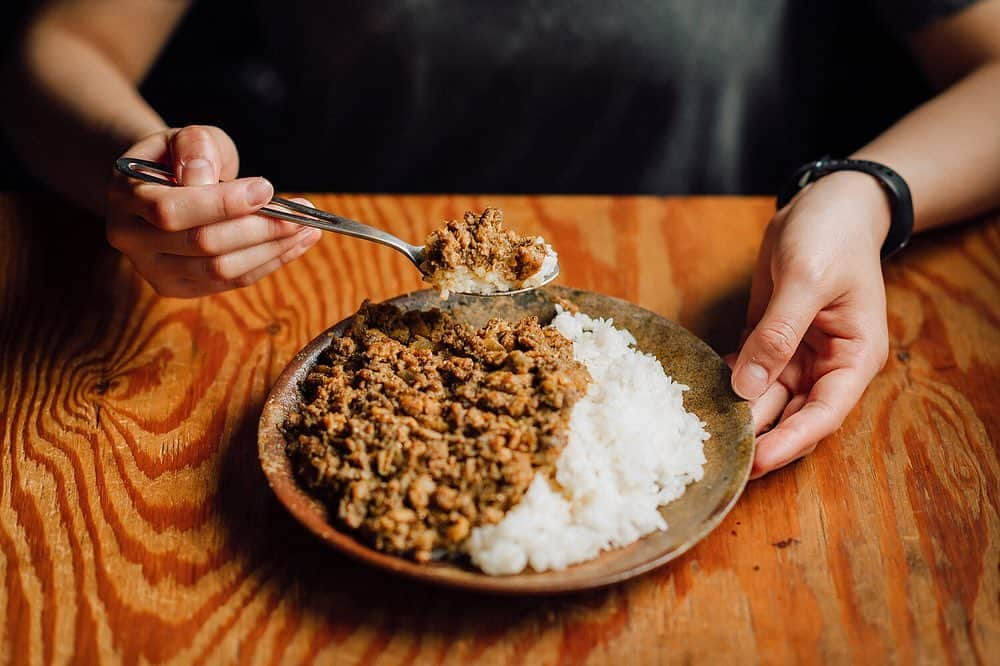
[776,157,914,261]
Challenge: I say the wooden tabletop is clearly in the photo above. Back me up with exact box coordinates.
[1,194,996,664]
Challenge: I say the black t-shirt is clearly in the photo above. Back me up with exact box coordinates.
[144,0,977,194]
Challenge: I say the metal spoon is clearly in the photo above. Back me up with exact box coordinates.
[114,158,559,296]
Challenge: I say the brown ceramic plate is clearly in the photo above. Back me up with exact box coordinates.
[258,286,754,594]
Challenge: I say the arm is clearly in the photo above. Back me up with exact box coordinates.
[731,0,1000,477]
[855,0,1000,230]
[1,0,185,213]
[0,0,320,297]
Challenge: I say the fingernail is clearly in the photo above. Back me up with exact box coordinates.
[734,362,769,400]
[181,158,216,186]
[299,228,321,247]
[247,178,273,206]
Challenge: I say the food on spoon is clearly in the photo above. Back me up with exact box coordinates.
[283,300,709,574]
[419,208,558,298]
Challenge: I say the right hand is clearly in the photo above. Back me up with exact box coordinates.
[106,125,321,298]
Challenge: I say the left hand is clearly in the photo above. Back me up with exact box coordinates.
[730,171,892,479]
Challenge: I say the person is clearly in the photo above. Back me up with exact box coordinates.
[2,1,998,479]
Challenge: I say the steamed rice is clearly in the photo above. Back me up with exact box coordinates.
[467,308,708,575]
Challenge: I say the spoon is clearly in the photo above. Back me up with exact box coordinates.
[115,158,559,297]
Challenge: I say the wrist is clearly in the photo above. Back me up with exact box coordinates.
[823,171,892,248]
[806,171,892,251]
[778,157,913,261]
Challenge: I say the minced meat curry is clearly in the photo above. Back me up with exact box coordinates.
[420,208,550,286]
[283,301,590,562]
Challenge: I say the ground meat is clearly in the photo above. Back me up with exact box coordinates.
[420,208,550,286]
[283,301,590,563]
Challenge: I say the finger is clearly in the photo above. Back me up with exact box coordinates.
[165,200,318,294]
[169,126,225,185]
[226,232,318,288]
[732,279,824,400]
[775,348,810,394]
[130,177,274,231]
[750,365,872,478]
[150,214,304,256]
[726,351,793,436]
[778,393,808,424]
[200,126,240,181]
[157,234,317,298]
[750,381,792,435]
[154,227,321,281]
[110,130,176,195]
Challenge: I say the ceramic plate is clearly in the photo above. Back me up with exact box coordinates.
[258,286,754,594]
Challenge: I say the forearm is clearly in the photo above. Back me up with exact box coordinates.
[1,18,167,215]
[853,60,1000,232]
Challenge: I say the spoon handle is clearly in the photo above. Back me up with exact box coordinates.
[114,158,423,264]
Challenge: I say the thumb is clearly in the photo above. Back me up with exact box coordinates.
[732,279,822,400]
[169,125,223,186]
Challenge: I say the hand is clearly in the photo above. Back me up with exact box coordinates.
[106,125,321,297]
[730,171,892,479]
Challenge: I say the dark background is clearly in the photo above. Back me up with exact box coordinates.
[0,0,930,194]
[0,0,279,191]
[1,1,38,190]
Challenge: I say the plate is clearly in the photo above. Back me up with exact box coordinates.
[258,286,754,594]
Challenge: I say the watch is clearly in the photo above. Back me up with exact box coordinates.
[776,157,914,261]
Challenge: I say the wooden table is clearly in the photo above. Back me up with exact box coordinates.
[1,194,997,664]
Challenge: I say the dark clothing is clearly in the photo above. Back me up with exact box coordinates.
[144,0,977,194]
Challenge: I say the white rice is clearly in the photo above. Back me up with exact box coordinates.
[429,239,558,299]
[466,308,709,575]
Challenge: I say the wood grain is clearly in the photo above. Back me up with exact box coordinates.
[0,194,996,665]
